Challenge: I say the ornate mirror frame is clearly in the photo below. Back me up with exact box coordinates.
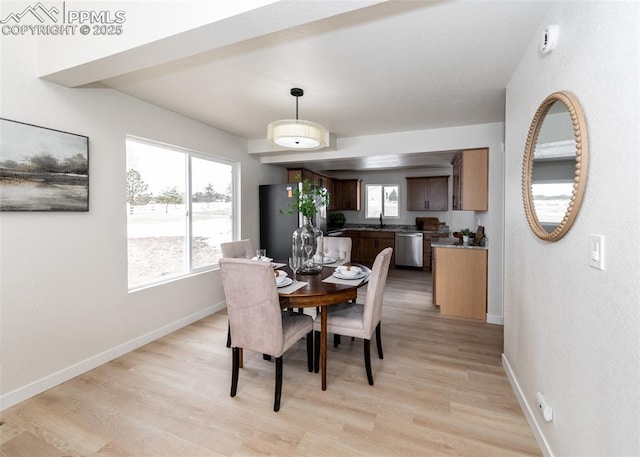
[522,91,588,241]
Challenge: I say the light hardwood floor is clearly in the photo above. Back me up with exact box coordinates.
[0,268,540,456]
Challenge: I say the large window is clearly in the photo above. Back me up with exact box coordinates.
[126,137,235,289]
[365,184,399,219]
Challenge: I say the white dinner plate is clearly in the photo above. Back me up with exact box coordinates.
[275,270,288,285]
[252,256,273,262]
[336,265,362,275]
[314,256,336,265]
[333,270,365,280]
[276,277,293,288]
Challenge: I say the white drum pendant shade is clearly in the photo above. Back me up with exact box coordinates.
[267,119,327,150]
[267,87,327,151]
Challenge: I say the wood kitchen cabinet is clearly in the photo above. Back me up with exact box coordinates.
[288,168,335,209]
[333,179,361,211]
[422,233,448,271]
[451,148,488,211]
[342,230,394,266]
[423,235,432,271]
[287,168,314,184]
[287,168,330,187]
[406,176,449,211]
[341,230,361,261]
[358,231,395,266]
[287,169,360,211]
[324,177,336,210]
[432,247,487,320]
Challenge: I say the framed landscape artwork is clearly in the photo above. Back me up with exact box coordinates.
[0,118,89,211]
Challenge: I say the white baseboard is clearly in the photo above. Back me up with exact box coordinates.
[486,313,504,325]
[502,353,554,457]
[0,302,226,411]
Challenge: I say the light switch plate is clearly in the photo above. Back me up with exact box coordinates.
[589,234,605,270]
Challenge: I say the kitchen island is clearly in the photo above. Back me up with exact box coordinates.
[431,238,488,320]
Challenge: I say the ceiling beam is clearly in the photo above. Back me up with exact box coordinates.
[38,0,389,87]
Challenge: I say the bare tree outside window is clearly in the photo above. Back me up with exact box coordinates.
[126,137,234,289]
[366,184,399,218]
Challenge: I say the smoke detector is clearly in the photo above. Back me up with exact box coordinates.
[540,25,559,55]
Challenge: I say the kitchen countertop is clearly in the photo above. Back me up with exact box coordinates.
[328,224,449,235]
[431,237,488,250]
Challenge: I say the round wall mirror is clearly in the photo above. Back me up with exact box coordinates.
[522,91,588,241]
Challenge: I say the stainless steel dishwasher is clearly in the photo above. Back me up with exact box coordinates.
[395,232,423,268]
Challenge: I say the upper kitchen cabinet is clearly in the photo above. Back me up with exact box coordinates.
[333,179,361,211]
[406,176,448,211]
[287,168,332,188]
[324,177,336,210]
[287,168,315,184]
[451,148,488,211]
[286,169,360,211]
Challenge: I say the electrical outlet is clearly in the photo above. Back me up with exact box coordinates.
[536,392,553,422]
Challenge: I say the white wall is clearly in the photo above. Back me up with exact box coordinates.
[0,31,282,409]
[503,2,640,456]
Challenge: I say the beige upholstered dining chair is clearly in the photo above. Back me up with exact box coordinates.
[318,236,352,263]
[220,239,254,348]
[313,247,392,385]
[219,258,313,411]
[220,239,254,259]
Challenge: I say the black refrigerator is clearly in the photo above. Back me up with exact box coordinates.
[259,183,327,262]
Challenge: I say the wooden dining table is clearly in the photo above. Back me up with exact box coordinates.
[278,263,371,391]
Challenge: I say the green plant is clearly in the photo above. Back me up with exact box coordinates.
[460,228,472,236]
[329,212,346,226]
[280,176,329,220]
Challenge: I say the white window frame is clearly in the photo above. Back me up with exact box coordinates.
[126,136,238,291]
[365,183,400,219]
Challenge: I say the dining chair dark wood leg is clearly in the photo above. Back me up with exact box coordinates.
[375,322,383,359]
[226,323,231,348]
[364,339,374,386]
[333,335,355,347]
[231,347,240,397]
[306,331,313,372]
[313,330,321,373]
[274,356,283,412]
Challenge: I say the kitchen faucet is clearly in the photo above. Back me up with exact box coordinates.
[379,213,383,228]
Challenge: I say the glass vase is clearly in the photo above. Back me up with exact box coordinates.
[292,217,323,274]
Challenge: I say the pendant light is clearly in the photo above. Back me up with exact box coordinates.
[267,88,327,150]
